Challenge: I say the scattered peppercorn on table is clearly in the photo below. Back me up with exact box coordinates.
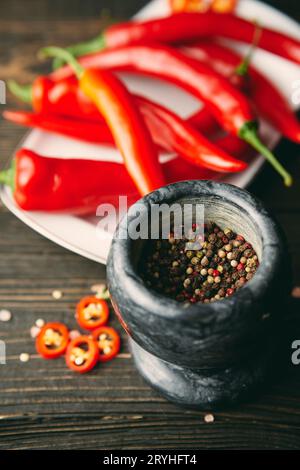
[0,0,300,451]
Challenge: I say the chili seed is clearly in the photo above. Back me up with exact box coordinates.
[0,309,12,322]
[292,286,300,298]
[52,290,63,300]
[20,353,30,363]
[91,283,106,294]
[69,330,81,340]
[204,413,215,423]
[35,318,45,328]
[30,326,41,339]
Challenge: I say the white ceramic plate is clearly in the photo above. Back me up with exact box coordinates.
[1,0,299,264]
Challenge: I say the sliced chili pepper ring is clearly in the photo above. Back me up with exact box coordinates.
[36,322,69,359]
[66,335,99,373]
[76,296,109,330]
[92,326,121,362]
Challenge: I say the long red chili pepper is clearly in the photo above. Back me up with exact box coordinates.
[52,12,300,66]
[79,70,165,196]
[137,94,246,172]
[50,44,292,186]
[3,110,115,144]
[3,109,247,173]
[0,149,215,214]
[182,41,300,143]
[187,108,219,135]
[48,49,165,196]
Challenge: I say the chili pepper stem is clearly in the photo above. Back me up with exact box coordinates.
[8,80,32,104]
[239,122,292,186]
[53,34,106,70]
[235,21,262,76]
[39,47,84,79]
[0,162,15,192]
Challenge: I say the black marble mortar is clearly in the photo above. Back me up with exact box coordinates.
[107,180,291,409]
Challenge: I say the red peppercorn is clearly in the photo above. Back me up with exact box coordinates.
[213,270,220,277]
[237,263,244,271]
[236,235,245,242]
[226,288,234,296]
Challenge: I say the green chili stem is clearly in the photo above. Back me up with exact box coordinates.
[239,121,292,187]
[39,47,84,79]
[0,161,15,192]
[235,57,251,77]
[8,80,32,104]
[235,21,262,76]
[53,34,106,70]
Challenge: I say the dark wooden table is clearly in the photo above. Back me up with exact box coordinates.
[0,0,300,450]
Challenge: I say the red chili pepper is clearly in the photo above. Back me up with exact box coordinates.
[3,110,115,145]
[77,70,165,196]
[0,149,216,214]
[188,107,219,135]
[76,296,109,331]
[36,322,69,359]
[92,326,121,362]
[57,12,300,66]
[65,335,99,373]
[50,44,292,185]
[3,106,246,174]
[169,0,237,13]
[137,94,246,172]
[45,48,166,197]
[8,76,106,123]
[215,134,250,159]
[182,41,300,143]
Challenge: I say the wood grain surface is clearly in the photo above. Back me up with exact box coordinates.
[0,0,300,450]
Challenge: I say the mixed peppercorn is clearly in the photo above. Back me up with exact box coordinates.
[141,222,259,304]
